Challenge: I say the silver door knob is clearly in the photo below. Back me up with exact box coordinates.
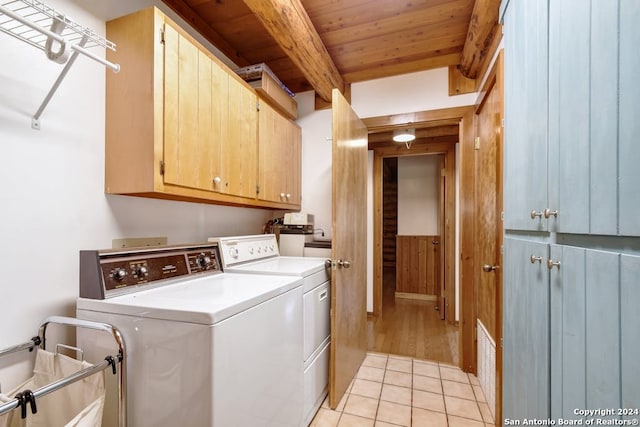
[530,210,543,219]
[530,255,543,264]
[482,264,499,272]
[337,260,351,268]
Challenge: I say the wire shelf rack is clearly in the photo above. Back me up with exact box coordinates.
[0,0,120,129]
[0,0,114,52]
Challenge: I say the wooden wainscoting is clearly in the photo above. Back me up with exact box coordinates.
[396,235,441,300]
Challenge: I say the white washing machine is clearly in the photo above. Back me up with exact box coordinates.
[212,234,330,426]
[76,243,303,427]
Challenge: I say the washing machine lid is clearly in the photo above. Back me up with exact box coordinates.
[76,273,301,325]
[224,256,327,277]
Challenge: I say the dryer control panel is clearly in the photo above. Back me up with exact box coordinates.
[80,243,222,299]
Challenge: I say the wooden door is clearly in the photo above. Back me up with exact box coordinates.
[438,156,445,319]
[395,235,440,297]
[329,89,368,408]
[474,52,503,421]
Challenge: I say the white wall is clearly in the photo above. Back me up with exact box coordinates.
[300,68,478,312]
[397,155,441,236]
[0,0,269,389]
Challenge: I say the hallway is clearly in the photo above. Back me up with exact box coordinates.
[367,268,459,365]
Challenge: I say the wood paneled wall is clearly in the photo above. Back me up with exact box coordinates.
[396,235,441,297]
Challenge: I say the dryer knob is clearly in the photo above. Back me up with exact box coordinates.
[230,247,239,258]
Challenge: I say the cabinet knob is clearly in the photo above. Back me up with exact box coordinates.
[530,255,543,264]
[280,192,285,200]
[544,208,558,219]
[213,176,222,186]
[286,193,291,201]
[482,264,499,272]
[530,210,543,219]
[547,259,561,270]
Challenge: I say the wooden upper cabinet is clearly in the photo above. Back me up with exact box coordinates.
[258,101,301,207]
[105,7,265,207]
[223,76,258,199]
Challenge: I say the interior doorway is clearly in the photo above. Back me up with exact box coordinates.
[367,153,458,364]
[363,105,476,370]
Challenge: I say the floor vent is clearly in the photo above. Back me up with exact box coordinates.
[477,319,496,416]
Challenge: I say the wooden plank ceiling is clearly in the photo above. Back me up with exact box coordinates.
[162,0,499,103]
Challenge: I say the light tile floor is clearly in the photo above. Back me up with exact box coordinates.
[311,352,495,427]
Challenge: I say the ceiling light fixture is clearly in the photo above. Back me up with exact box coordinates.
[392,128,416,149]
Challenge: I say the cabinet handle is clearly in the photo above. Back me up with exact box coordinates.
[544,208,558,219]
[530,210,543,219]
[547,259,561,270]
[530,255,543,264]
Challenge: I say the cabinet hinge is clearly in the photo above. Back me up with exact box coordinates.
[160,27,165,44]
[501,245,504,254]
[474,136,480,150]
[159,160,165,176]
[440,168,445,177]
[501,118,505,128]
[501,338,504,348]
[256,185,260,194]
[256,100,260,111]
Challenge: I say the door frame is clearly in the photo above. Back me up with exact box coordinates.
[473,50,504,426]
[363,105,475,371]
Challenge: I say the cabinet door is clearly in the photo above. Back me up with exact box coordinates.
[223,76,258,199]
[621,253,640,415]
[503,237,549,420]
[285,121,302,205]
[163,23,225,193]
[619,1,640,236]
[550,246,639,420]
[549,0,620,235]
[258,101,301,205]
[502,0,549,231]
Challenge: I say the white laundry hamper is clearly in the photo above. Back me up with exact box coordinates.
[0,349,105,427]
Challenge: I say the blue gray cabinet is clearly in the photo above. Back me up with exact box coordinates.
[502,0,640,423]
[502,0,548,232]
[503,237,549,421]
[549,0,640,236]
[550,246,640,421]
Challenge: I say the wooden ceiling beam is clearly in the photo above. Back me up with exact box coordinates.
[241,0,344,101]
[458,0,501,79]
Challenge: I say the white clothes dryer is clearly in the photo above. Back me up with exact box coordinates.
[211,234,330,426]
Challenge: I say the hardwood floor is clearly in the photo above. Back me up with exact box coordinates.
[367,268,459,365]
